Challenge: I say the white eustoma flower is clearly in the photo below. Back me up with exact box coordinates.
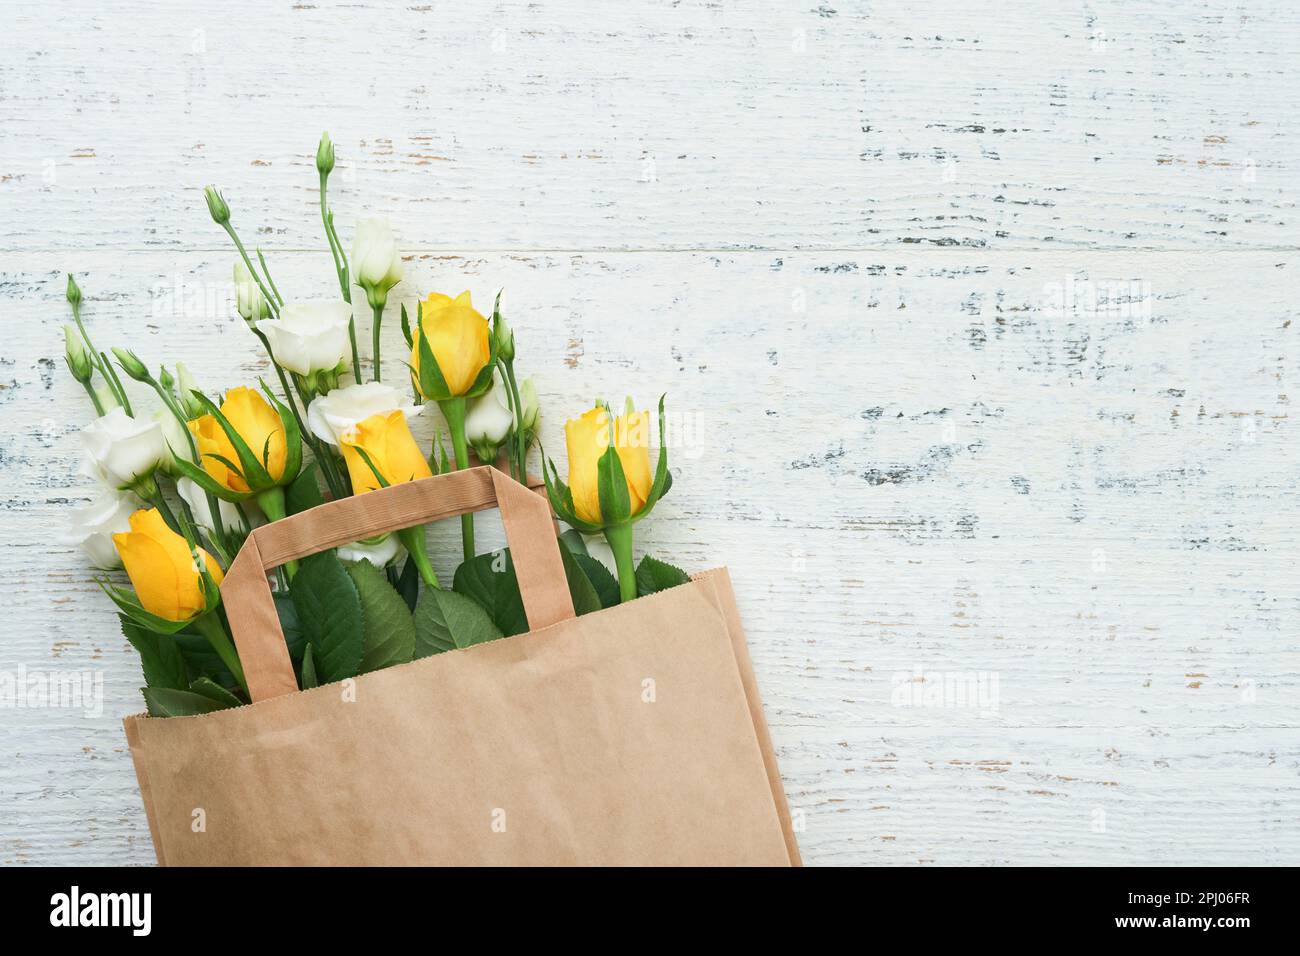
[339,533,402,568]
[256,301,354,376]
[465,371,514,448]
[351,219,403,308]
[80,407,169,489]
[306,381,421,446]
[65,490,137,570]
[234,262,269,322]
[177,476,251,535]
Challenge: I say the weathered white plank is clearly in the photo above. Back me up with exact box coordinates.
[1,0,1297,252]
[1,248,1296,864]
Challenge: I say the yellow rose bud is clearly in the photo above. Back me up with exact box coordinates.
[411,291,491,398]
[340,410,433,493]
[564,406,653,526]
[187,386,288,493]
[112,508,224,622]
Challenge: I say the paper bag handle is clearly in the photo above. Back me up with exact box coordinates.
[220,466,575,702]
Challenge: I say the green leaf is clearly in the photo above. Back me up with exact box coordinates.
[121,616,189,691]
[275,593,305,663]
[300,644,318,689]
[635,555,691,597]
[560,545,603,615]
[290,551,364,684]
[346,559,417,673]
[172,630,235,688]
[413,588,503,659]
[453,549,528,636]
[571,553,620,609]
[395,555,420,612]
[143,687,230,718]
[286,462,325,515]
[559,529,589,557]
[187,677,244,708]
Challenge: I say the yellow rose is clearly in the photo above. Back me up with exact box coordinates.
[188,386,288,493]
[411,291,491,397]
[112,508,224,622]
[341,410,433,493]
[564,406,653,525]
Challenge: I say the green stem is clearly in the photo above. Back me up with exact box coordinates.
[440,397,474,561]
[99,351,133,416]
[318,171,359,384]
[71,303,126,411]
[192,612,248,699]
[80,378,105,416]
[603,523,637,603]
[221,222,279,318]
[256,487,298,578]
[501,359,527,480]
[257,248,285,306]
[371,301,384,382]
[398,526,439,588]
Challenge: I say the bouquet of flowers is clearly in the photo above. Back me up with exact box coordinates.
[65,134,687,717]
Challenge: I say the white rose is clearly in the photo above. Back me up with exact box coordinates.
[306,381,422,446]
[65,490,137,570]
[80,407,169,489]
[154,409,192,476]
[351,219,403,307]
[177,476,252,535]
[465,371,514,448]
[339,533,402,568]
[256,301,354,376]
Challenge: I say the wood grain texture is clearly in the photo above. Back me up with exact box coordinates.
[1,0,1297,866]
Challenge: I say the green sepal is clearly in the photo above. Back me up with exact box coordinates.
[461,334,499,400]
[98,580,189,635]
[541,454,601,534]
[258,379,303,485]
[399,302,413,347]
[170,454,253,504]
[414,309,453,402]
[631,393,671,524]
[596,426,632,526]
[190,390,274,491]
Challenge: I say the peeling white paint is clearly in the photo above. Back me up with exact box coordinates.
[0,1,1297,866]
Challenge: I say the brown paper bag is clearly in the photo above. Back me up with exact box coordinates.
[123,467,800,866]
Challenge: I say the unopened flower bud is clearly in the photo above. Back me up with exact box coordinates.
[494,312,515,362]
[176,363,204,420]
[66,273,82,308]
[204,185,230,225]
[234,262,269,322]
[64,325,92,383]
[112,347,150,383]
[316,132,335,176]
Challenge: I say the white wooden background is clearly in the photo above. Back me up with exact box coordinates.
[1,0,1297,866]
